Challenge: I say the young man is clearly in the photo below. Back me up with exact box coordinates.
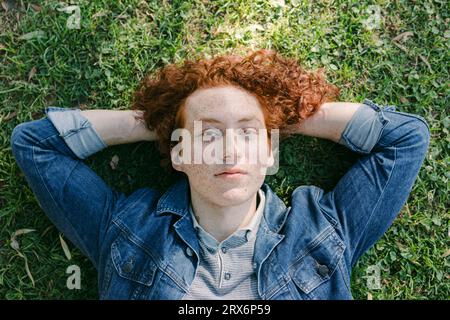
[10,50,430,299]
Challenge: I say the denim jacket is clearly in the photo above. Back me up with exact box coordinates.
[10,99,430,300]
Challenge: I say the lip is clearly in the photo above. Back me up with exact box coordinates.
[215,172,246,179]
[214,168,247,178]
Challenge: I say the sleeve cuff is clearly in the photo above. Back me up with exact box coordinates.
[337,99,394,154]
[45,107,108,159]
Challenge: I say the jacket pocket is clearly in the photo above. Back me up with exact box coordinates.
[111,235,158,286]
[289,230,345,296]
[102,234,159,299]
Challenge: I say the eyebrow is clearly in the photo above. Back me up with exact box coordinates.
[197,117,262,125]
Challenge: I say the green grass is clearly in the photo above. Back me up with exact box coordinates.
[0,0,448,300]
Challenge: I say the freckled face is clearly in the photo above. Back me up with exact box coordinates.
[171,85,273,207]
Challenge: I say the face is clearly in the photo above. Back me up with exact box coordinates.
[171,85,274,207]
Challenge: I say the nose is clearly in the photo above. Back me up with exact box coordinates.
[223,129,246,164]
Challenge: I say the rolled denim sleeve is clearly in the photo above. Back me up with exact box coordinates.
[45,107,107,159]
[337,99,397,154]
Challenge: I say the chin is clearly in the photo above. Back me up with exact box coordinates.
[211,185,255,206]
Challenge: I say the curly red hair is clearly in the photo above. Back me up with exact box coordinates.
[131,49,340,164]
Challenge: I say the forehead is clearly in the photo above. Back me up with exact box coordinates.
[183,85,264,125]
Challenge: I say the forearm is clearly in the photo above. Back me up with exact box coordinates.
[287,102,364,143]
[80,109,157,146]
[80,102,361,147]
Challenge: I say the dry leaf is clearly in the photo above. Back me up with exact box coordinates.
[396,241,406,251]
[59,234,72,260]
[269,0,285,7]
[418,54,433,73]
[393,31,414,42]
[392,41,408,53]
[1,0,16,12]
[31,111,42,120]
[4,111,17,121]
[110,155,119,170]
[248,24,265,32]
[92,10,108,19]
[10,238,19,250]
[23,254,35,287]
[41,225,53,237]
[367,292,373,300]
[399,96,410,104]
[18,30,46,41]
[28,66,37,81]
[442,249,450,258]
[31,4,41,12]
[10,229,36,287]
[12,228,35,238]
[10,228,36,249]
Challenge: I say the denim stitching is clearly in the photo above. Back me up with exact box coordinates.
[31,143,98,267]
[349,146,397,267]
[113,220,190,291]
[314,187,339,227]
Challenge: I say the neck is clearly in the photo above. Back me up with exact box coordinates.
[189,189,259,242]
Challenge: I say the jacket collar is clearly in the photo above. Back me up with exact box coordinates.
[155,176,191,217]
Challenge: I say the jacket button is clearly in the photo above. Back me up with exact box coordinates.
[317,264,329,277]
[123,260,134,273]
[186,247,194,257]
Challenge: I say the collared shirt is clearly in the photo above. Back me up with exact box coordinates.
[183,189,266,300]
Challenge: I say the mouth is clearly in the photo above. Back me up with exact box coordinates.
[214,168,247,179]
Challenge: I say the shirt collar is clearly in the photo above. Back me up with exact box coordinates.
[189,189,266,250]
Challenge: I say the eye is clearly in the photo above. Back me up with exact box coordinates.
[203,128,222,139]
[241,128,258,136]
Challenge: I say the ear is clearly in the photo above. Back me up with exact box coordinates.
[170,146,184,172]
[259,145,277,176]
[267,147,275,167]
[258,139,275,168]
